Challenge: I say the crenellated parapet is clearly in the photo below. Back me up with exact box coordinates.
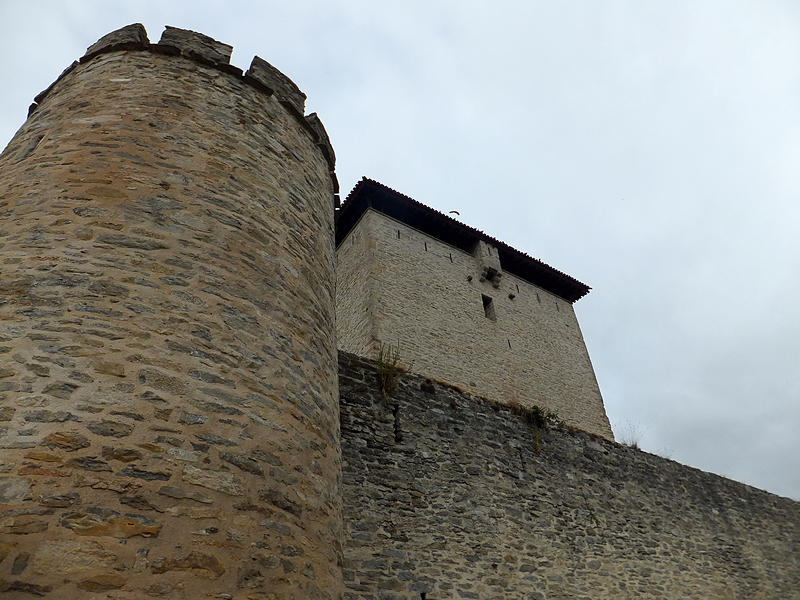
[25,23,340,207]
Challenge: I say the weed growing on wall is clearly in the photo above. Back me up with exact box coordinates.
[508,400,562,454]
[617,421,643,450]
[376,342,401,401]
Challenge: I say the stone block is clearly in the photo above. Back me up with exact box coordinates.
[246,56,307,115]
[82,23,149,61]
[158,26,232,67]
[306,112,336,169]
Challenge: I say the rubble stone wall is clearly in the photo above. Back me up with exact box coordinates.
[0,24,341,599]
[339,352,800,600]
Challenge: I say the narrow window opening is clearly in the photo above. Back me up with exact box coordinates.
[481,294,496,321]
[397,230,400,239]
[424,242,428,251]
[507,338,512,349]
[536,292,541,303]
[516,284,519,293]
[555,301,559,312]
[449,252,453,263]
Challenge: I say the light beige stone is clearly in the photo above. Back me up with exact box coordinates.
[337,208,613,438]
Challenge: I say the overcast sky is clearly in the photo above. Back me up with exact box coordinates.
[1,1,799,500]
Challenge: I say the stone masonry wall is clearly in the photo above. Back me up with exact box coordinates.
[339,352,800,599]
[336,213,376,358]
[0,25,342,598]
[336,209,612,439]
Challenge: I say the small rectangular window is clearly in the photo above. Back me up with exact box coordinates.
[481,294,496,321]
[424,242,428,251]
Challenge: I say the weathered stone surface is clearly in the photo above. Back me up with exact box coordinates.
[138,368,187,394]
[0,580,52,596]
[17,464,67,477]
[93,359,126,377]
[246,56,306,115]
[101,446,142,462]
[151,551,225,578]
[157,485,213,504]
[166,446,199,462]
[0,477,31,503]
[66,456,112,471]
[0,516,48,534]
[41,381,78,399]
[164,505,222,519]
[339,353,800,598]
[41,431,90,451]
[118,466,171,481]
[60,507,161,538]
[24,409,78,422]
[120,494,163,512]
[83,23,149,60]
[95,233,168,250]
[159,26,233,66]
[0,22,339,599]
[220,451,263,475]
[38,492,79,508]
[195,433,237,447]
[30,540,116,575]
[183,464,243,496]
[0,542,16,563]
[78,573,126,591]
[306,113,336,169]
[87,420,133,437]
[178,411,207,425]
[11,552,30,574]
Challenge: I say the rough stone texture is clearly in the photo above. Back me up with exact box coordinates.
[306,113,336,170]
[83,23,149,61]
[336,214,378,359]
[336,209,613,438]
[246,56,307,116]
[0,25,341,599]
[338,352,800,599]
[158,26,233,67]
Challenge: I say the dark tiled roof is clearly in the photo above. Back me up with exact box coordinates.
[335,178,590,303]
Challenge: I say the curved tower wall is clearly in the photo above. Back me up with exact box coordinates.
[0,25,341,598]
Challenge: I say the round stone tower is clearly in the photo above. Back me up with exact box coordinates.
[0,25,341,598]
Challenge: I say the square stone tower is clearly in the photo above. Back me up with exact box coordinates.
[336,178,613,439]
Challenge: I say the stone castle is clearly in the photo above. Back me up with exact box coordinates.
[0,24,797,600]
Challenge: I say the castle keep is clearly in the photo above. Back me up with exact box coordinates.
[335,178,612,439]
[0,23,799,600]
